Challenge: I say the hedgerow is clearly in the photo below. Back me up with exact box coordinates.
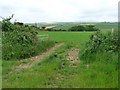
[68,25,99,31]
[80,30,119,63]
[2,15,55,60]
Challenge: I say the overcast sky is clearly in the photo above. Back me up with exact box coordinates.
[0,0,119,23]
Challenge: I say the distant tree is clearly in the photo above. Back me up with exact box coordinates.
[42,26,46,29]
[69,25,85,31]
[85,25,99,31]
[68,25,99,32]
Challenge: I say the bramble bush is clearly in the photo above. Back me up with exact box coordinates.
[80,30,119,63]
[2,15,55,60]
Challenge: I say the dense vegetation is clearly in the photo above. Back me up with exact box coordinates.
[80,30,119,63]
[2,15,55,60]
[78,30,119,88]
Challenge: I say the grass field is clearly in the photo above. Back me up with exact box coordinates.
[38,31,93,43]
[2,30,118,88]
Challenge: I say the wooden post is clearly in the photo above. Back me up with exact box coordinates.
[111,28,114,35]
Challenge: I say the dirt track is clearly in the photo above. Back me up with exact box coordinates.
[66,48,80,66]
[16,43,64,69]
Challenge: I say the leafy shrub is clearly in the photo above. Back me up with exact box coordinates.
[80,30,119,63]
[2,15,55,60]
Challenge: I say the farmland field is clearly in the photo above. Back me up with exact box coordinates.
[38,31,93,43]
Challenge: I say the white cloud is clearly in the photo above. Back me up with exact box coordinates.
[0,0,119,22]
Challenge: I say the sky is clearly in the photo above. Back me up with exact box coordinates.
[0,0,119,23]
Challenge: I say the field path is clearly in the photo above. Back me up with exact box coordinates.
[66,48,80,66]
[46,48,80,87]
[16,43,64,69]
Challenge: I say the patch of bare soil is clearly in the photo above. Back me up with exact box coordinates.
[66,48,80,67]
[16,43,64,69]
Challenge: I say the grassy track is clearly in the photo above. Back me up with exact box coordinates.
[2,31,118,88]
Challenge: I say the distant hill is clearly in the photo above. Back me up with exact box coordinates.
[26,22,118,31]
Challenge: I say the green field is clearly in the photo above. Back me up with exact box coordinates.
[38,31,93,43]
[2,30,118,88]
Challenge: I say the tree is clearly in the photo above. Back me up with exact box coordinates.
[42,26,46,29]
[85,25,99,31]
[69,25,85,31]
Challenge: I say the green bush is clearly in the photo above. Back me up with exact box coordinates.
[80,30,119,63]
[2,15,55,60]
